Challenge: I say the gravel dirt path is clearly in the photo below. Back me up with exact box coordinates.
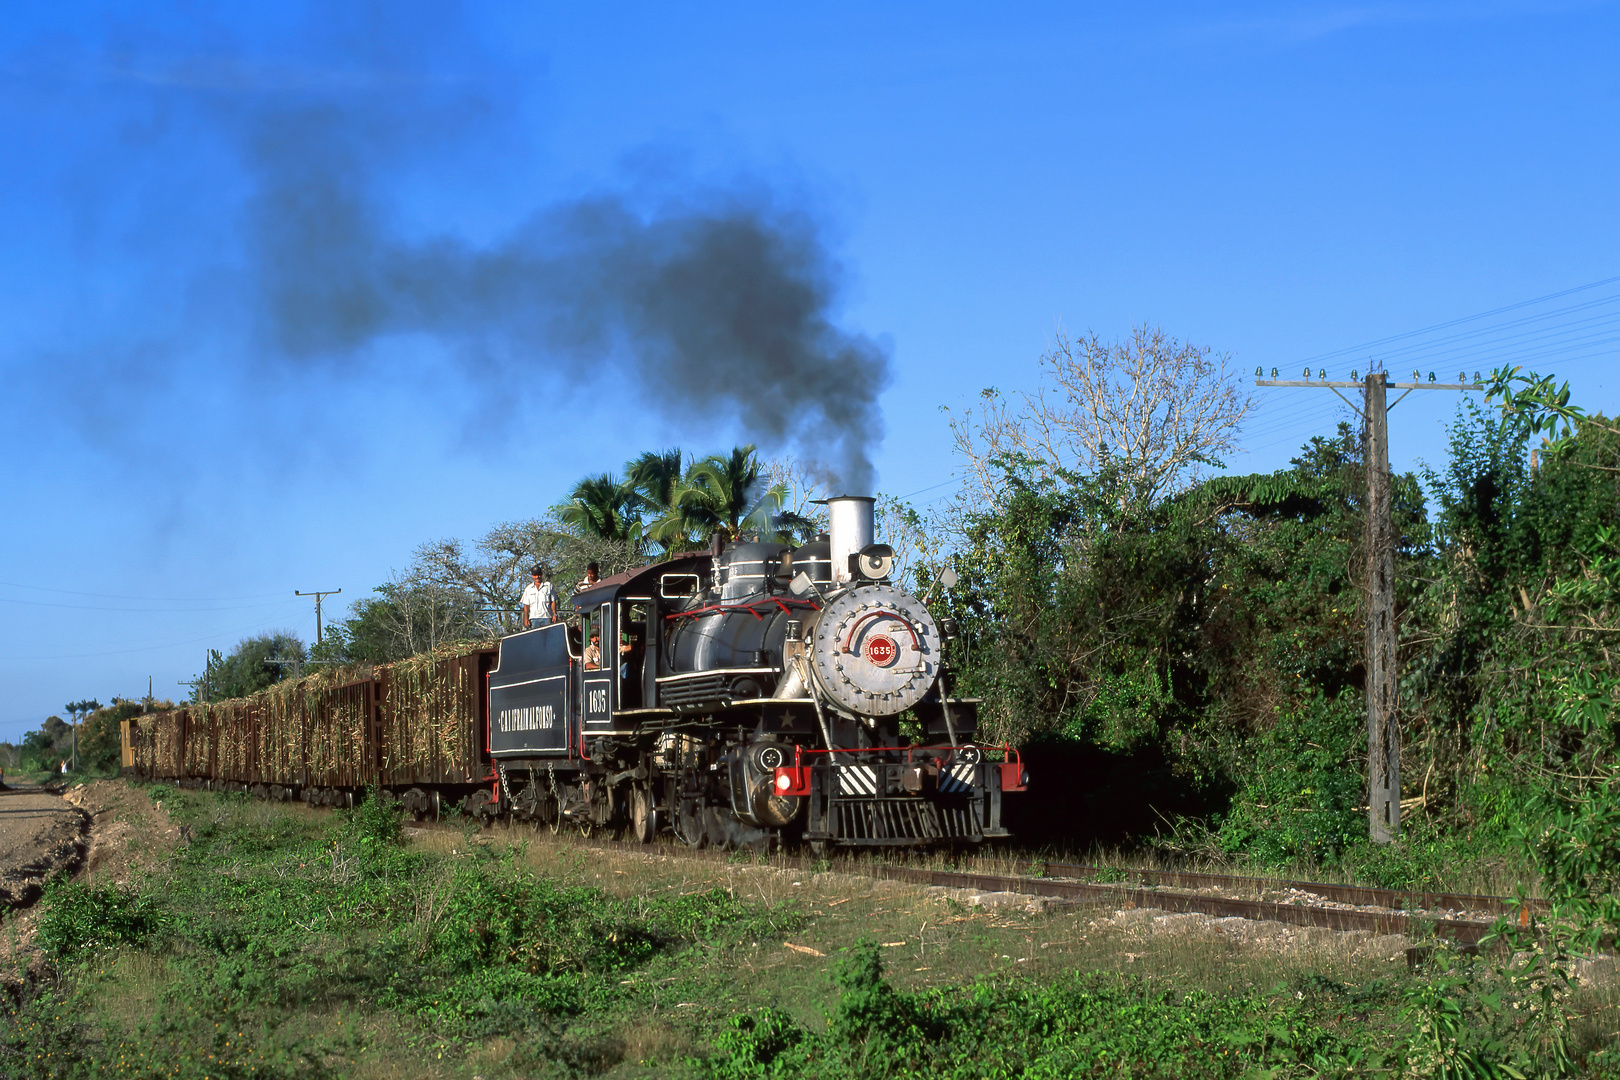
[0,784,90,909]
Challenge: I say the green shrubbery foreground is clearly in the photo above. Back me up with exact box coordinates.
[3,786,1617,1078]
[709,940,1595,1079]
[10,787,785,1078]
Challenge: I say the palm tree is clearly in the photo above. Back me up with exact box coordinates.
[625,449,687,553]
[658,446,788,543]
[770,506,822,545]
[558,474,641,544]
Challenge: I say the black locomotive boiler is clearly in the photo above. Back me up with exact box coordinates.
[489,496,1026,850]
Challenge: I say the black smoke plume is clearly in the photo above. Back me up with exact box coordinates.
[243,102,889,490]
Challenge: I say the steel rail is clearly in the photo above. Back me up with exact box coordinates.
[1030,860,1548,917]
[863,864,1498,947]
[465,826,1504,948]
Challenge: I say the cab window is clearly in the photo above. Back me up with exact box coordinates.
[582,608,604,670]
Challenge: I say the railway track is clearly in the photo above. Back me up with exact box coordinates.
[1029,859,1547,917]
[472,824,1523,949]
[868,864,1507,948]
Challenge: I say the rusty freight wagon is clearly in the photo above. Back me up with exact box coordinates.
[127,645,500,816]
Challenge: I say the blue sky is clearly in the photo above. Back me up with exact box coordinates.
[2,1,1617,738]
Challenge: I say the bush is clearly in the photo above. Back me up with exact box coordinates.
[1528,764,1620,948]
[36,881,162,962]
[345,785,402,850]
[702,956,1359,1079]
[423,864,675,978]
[1205,692,1368,868]
[710,1009,804,1079]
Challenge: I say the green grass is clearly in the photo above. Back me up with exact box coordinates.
[5,783,1618,1078]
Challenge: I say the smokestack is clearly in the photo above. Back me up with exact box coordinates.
[825,496,875,585]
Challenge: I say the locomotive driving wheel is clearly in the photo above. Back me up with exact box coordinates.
[675,795,705,848]
[630,785,657,844]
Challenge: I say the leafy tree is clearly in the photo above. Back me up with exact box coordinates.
[1442,389,1620,801]
[311,579,486,665]
[22,715,73,767]
[311,594,414,664]
[197,632,306,702]
[407,515,643,636]
[311,509,649,664]
[625,448,687,550]
[557,474,642,545]
[657,445,787,544]
[948,357,1620,871]
[946,416,1433,851]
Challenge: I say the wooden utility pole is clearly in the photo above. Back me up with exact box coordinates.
[296,588,342,646]
[1256,365,1480,843]
[1362,373,1398,843]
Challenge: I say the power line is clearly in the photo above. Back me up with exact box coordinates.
[0,595,300,613]
[1299,274,1620,366]
[892,477,958,500]
[0,580,287,603]
[1354,294,1620,366]
[1378,319,1620,371]
[0,604,307,662]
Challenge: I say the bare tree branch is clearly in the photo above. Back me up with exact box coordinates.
[946,325,1255,525]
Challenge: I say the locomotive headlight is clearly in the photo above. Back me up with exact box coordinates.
[775,773,792,791]
[854,543,895,580]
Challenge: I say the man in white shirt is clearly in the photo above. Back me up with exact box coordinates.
[521,566,556,629]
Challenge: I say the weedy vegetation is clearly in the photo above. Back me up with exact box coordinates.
[1,783,1616,1077]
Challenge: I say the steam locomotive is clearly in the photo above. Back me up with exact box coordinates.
[125,496,1024,851]
[491,495,1024,850]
